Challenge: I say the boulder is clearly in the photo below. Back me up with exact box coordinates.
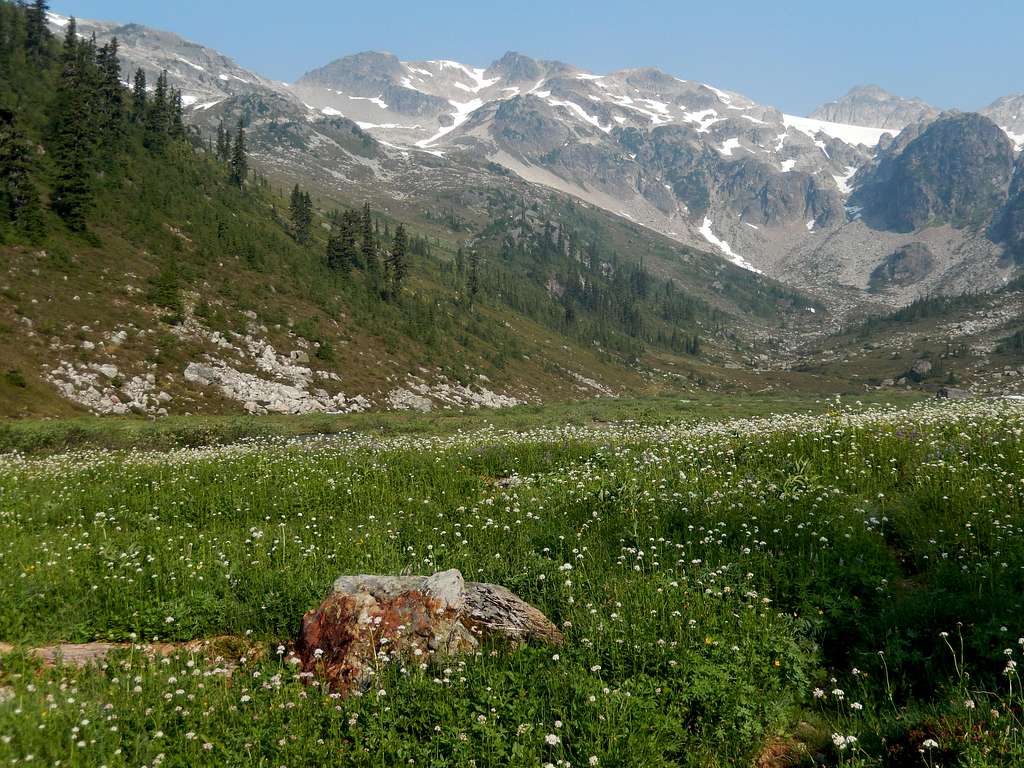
[296,569,562,693]
[937,387,971,399]
[910,359,933,381]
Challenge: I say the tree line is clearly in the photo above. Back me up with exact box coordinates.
[0,0,210,236]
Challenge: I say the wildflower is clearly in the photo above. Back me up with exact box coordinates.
[545,734,561,746]
[922,738,939,749]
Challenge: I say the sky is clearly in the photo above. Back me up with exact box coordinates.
[53,0,1023,115]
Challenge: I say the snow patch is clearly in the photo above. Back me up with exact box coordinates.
[175,55,206,73]
[682,108,722,133]
[703,84,734,105]
[832,165,858,195]
[356,121,402,130]
[719,137,742,156]
[1002,127,1024,152]
[433,60,500,93]
[417,98,483,147]
[698,217,762,273]
[783,114,894,147]
[780,159,796,173]
[546,98,612,133]
[349,95,389,109]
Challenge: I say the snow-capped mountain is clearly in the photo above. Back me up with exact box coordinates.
[290,50,912,273]
[47,11,291,109]
[46,9,1024,308]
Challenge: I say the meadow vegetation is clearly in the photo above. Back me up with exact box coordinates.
[1,399,1023,766]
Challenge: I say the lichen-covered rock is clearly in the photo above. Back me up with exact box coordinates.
[296,569,562,693]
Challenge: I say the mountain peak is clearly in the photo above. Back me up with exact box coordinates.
[811,85,938,130]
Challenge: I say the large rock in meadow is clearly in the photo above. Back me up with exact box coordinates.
[296,569,562,693]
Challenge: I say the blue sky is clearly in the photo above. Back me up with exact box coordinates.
[53,0,1022,115]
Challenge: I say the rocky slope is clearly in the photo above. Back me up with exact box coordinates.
[982,94,1024,151]
[852,112,1016,232]
[44,11,1024,316]
[810,85,938,130]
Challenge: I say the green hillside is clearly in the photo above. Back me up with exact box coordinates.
[0,0,840,418]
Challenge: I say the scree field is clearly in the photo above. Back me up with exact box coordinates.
[1,399,1024,767]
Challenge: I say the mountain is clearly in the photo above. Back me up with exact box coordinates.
[810,85,939,130]
[993,154,1024,261]
[851,112,1016,232]
[981,94,1024,152]
[2,1,1019,416]
[1,1,833,419]
[48,11,291,108]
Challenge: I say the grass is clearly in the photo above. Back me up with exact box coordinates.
[0,399,1023,766]
[0,392,924,455]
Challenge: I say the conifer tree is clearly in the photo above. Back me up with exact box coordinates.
[326,228,352,273]
[467,249,480,308]
[386,223,408,299]
[24,0,51,61]
[48,17,97,230]
[0,107,43,239]
[95,38,125,162]
[143,69,169,151]
[289,184,313,244]
[131,68,147,123]
[360,202,378,276]
[215,120,229,162]
[229,119,247,187]
[169,88,185,139]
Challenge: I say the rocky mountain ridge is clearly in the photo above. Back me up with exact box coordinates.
[45,11,1024,314]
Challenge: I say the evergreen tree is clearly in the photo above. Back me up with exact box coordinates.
[143,69,169,151]
[131,68,147,123]
[360,201,377,276]
[215,120,229,162]
[95,38,125,162]
[289,184,313,244]
[467,249,480,308]
[326,226,353,273]
[386,223,408,299]
[229,119,247,187]
[24,0,51,60]
[48,18,97,230]
[169,88,185,139]
[0,107,43,240]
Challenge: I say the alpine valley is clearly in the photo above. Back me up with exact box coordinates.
[1,3,1023,417]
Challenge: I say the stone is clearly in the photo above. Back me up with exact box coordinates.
[297,570,562,693]
[937,387,971,399]
[909,359,933,381]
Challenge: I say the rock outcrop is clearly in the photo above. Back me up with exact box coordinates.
[853,113,1015,233]
[296,570,562,693]
[869,242,935,291]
